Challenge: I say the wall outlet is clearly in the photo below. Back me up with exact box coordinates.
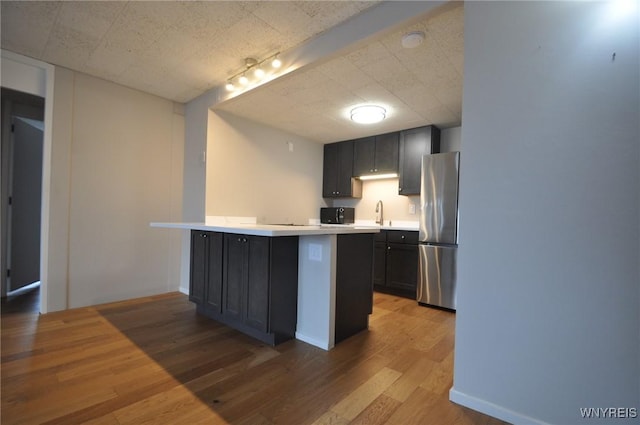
[287,141,294,152]
[309,243,322,262]
[409,203,416,215]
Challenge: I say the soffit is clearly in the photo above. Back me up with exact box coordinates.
[1,1,377,103]
[215,2,463,143]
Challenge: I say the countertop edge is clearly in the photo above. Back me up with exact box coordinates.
[150,222,381,237]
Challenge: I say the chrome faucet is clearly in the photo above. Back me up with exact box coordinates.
[375,200,383,225]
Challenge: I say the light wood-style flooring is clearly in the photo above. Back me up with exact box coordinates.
[1,289,509,425]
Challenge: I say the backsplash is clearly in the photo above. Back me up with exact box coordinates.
[326,178,420,224]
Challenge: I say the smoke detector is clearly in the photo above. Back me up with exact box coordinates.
[401,31,425,49]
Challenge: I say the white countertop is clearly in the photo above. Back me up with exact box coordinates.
[354,220,419,232]
[150,222,381,237]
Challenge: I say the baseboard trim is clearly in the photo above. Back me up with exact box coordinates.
[449,388,550,425]
[295,332,331,351]
[178,286,189,295]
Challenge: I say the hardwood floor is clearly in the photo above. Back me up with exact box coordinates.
[1,290,509,425]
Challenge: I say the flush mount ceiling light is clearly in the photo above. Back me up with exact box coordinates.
[401,31,425,48]
[350,105,387,124]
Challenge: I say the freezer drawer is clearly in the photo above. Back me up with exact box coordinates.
[417,244,457,310]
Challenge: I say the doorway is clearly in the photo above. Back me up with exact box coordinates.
[1,87,45,302]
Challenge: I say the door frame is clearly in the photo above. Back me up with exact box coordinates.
[1,50,56,313]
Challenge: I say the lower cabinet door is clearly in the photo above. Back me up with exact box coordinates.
[223,234,247,323]
[204,232,223,313]
[386,243,418,295]
[373,241,387,287]
[189,231,208,304]
[245,236,270,333]
[223,234,270,333]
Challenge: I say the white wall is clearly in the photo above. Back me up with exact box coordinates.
[48,67,73,311]
[2,51,184,310]
[54,70,184,309]
[451,2,639,425]
[206,110,324,225]
[66,73,184,307]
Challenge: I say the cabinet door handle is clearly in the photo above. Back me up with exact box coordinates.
[401,235,405,240]
[387,246,391,251]
[202,234,207,238]
[242,238,248,243]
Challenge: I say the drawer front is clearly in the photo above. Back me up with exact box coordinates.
[386,230,418,244]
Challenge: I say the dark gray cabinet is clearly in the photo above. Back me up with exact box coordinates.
[189,230,298,345]
[223,234,270,333]
[373,230,419,299]
[353,132,399,176]
[398,125,440,195]
[189,230,223,312]
[323,141,362,198]
[335,233,375,344]
[373,231,387,287]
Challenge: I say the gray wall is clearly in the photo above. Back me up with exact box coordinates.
[440,126,461,153]
[451,2,639,424]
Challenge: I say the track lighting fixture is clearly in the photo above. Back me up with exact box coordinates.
[225,52,281,92]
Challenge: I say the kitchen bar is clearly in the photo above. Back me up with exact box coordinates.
[151,221,379,350]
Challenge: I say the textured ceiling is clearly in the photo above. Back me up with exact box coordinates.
[1,1,463,143]
[217,3,463,142]
[1,1,377,102]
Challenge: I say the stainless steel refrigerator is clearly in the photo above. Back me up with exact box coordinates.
[417,152,460,311]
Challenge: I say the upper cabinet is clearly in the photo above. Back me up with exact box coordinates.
[353,132,399,177]
[323,141,362,198]
[321,126,440,198]
[398,126,441,196]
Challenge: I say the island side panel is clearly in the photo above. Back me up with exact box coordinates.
[268,236,299,344]
[296,234,337,350]
[335,233,375,344]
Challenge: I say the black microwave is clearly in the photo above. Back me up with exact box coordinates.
[320,207,355,224]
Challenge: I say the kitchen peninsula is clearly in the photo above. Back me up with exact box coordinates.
[151,220,379,350]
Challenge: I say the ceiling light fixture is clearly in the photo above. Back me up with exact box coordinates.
[225,52,281,92]
[401,31,425,48]
[350,105,387,124]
